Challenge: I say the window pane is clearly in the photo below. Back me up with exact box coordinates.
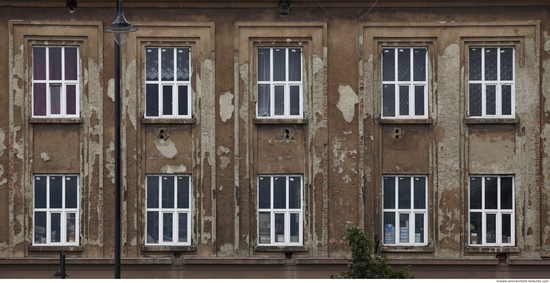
[383,177,395,209]
[415,214,424,244]
[486,85,496,116]
[258,177,271,209]
[50,84,61,115]
[33,47,46,80]
[470,177,482,209]
[502,214,512,244]
[35,176,47,209]
[289,86,300,116]
[163,213,173,243]
[275,213,285,243]
[147,176,159,208]
[65,47,78,81]
[147,211,159,243]
[178,85,189,116]
[178,213,188,242]
[274,86,285,116]
[50,176,62,209]
[51,213,61,243]
[66,213,76,243]
[469,84,482,116]
[162,176,175,208]
[273,48,285,81]
[258,212,271,244]
[500,48,513,81]
[502,85,512,116]
[177,176,190,209]
[65,176,78,209]
[146,84,159,117]
[469,48,482,80]
[399,86,409,116]
[413,48,426,81]
[177,48,190,81]
[146,48,159,81]
[289,48,301,81]
[66,85,77,115]
[485,48,498,81]
[34,211,47,244]
[398,48,410,81]
[290,213,299,243]
[273,177,286,209]
[162,85,173,116]
[383,212,396,244]
[382,49,395,81]
[382,84,395,117]
[486,214,496,243]
[161,48,174,81]
[399,213,409,243]
[501,177,513,209]
[257,84,270,117]
[470,212,482,244]
[289,176,301,209]
[414,177,426,209]
[485,177,498,209]
[414,86,424,116]
[49,47,62,80]
[398,177,411,209]
[34,83,47,116]
[258,48,270,81]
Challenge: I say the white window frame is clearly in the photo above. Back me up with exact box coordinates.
[468,46,515,118]
[32,46,80,118]
[33,175,79,246]
[469,175,515,247]
[381,47,428,119]
[145,175,192,246]
[382,175,428,246]
[257,175,303,246]
[145,47,192,119]
[256,47,303,119]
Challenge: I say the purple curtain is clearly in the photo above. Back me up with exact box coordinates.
[33,83,46,116]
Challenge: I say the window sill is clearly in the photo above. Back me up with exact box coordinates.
[464,118,520,125]
[29,118,83,124]
[28,246,83,252]
[376,118,433,125]
[465,246,520,254]
[142,245,197,252]
[379,245,434,253]
[253,118,308,125]
[254,245,308,252]
[141,118,196,124]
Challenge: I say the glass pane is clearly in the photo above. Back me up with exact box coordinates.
[383,212,396,244]
[485,48,498,81]
[163,213,173,243]
[382,49,395,81]
[274,86,284,116]
[485,177,498,209]
[258,177,271,209]
[288,176,301,209]
[486,214,496,243]
[177,176,190,209]
[486,85,496,116]
[34,176,47,209]
[49,47,62,80]
[257,84,270,117]
[290,213,299,243]
[399,85,409,116]
[146,84,159,117]
[501,177,513,209]
[413,48,426,82]
[177,48,190,81]
[383,177,395,209]
[34,83,47,116]
[382,84,395,117]
[161,48,174,81]
[502,85,512,116]
[146,48,159,81]
[469,84,482,116]
[51,213,61,243]
[502,214,512,244]
[65,176,78,209]
[147,211,159,243]
[162,176,175,208]
[414,86,424,116]
[33,47,46,80]
[258,48,270,81]
[147,176,159,208]
[273,177,286,209]
[178,85,189,116]
[398,177,411,209]
[34,211,47,244]
[399,214,409,243]
[273,48,285,81]
[50,84,61,115]
[470,177,482,209]
[290,86,300,116]
[258,212,271,244]
[162,85,173,116]
[470,212,482,245]
[178,213,188,243]
[414,177,426,209]
[398,48,410,81]
[50,176,62,209]
[275,213,285,243]
[415,214,424,243]
[469,48,482,80]
[500,47,513,81]
[289,48,301,81]
[66,213,76,243]
[66,85,76,115]
[65,47,78,81]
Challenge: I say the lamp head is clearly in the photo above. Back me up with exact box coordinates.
[104,2,138,46]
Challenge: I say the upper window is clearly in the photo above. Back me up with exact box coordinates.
[257,47,303,118]
[32,46,79,118]
[33,175,79,246]
[145,47,191,118]
[382,47,428,119]
[146,175,191,245]
[468,47,515,118]
[257,175,303,246]
[382,176,427,246]
[469,176,514,246]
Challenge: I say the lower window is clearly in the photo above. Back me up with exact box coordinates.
[469,176,514,246]
[382,176,427,246]
[257,175,303,246]
[146,175,191,245]
[33,175,79,246]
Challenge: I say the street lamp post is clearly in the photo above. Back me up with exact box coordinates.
[104,0,137,279]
